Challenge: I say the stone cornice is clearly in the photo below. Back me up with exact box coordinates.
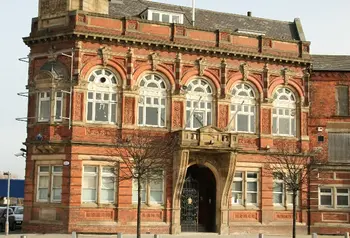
[23,31,312,66]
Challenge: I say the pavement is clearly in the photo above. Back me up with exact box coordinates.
[0,232,346,238]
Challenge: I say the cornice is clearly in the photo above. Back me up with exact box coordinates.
[23,31,312,67]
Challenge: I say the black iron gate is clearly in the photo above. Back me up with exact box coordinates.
[180,175,199,232]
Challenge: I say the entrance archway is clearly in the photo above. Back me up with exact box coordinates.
[180,164,216,232]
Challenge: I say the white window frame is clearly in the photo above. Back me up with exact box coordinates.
[51,166,63,202]
[54,91,63,121]
[319,187,350,209]
[231,171,259,207]
[101,167,116,203]
[186,79,213,130]
[36,165,63,203]
[272,87,296,137]
[230,83,257,133]
[132,172,165,205]
[38,92,51,122]
[87,69,118,124]
[138,74,167,127]
[82,165,116,204]
[147,9,184,24]
[273,176,284,207]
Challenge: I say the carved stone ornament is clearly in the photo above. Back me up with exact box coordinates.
[127,47,134,58]
[197,57,206,76]
[282,68,292,85]
[150,52,159,71]
[47,46,57,62]
[176,52,182,62]
[98,46,112,67]
[303,68,311,80]
[75,41,82,49]
[240,63,249,81]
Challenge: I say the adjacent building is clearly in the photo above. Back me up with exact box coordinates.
[20,0,350,235]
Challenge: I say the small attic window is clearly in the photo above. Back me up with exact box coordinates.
[146,9,183,24]
[236,29,266,36]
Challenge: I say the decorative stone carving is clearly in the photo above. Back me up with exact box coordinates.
[124,97,135,125]
[176,52,182,62]
[171,149,190,234]
[172,101,183,128]
[98,46,112,67]
[150,52,159,71]
[47,46,57,62]
[282,68,292,85]
[240,63,249,81]
[303,68,311,81]
[85,128,117,137]
[175,26,186,36]
[263,38,272,47]
[127,20,139,30]
[197,58,206,76]
[75,41,82,49]
[221,59,227,85]
[220,32,231,42]
[261,108,271,134]
[77,14,88,24]
[218,104,228,129]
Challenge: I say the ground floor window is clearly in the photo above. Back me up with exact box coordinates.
[319,187,350,208]
[132,172,164,205]
[232,171,258,207]
[37,165,62,203]
[82,166,116,204]
[273,173,299,208]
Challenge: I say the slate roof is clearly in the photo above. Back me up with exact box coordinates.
[312,55,350,71]
[109,0,303,41]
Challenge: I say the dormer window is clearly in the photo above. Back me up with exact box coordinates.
[146,9,183,24]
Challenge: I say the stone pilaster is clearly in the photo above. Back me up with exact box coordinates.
[171,149,189,234]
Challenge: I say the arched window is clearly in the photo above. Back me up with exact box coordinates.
[138,74,167,127]
[185,79,213,129]
[87,68,118,123]
[230,83,256,133]
[272,87,296,136]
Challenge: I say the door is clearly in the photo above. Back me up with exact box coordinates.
[180,175,199,232]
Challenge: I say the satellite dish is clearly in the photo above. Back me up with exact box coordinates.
[63,161,70,166]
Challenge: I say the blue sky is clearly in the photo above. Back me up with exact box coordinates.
[0,0,349,178]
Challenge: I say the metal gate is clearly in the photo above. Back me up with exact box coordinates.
[180,175,199,232]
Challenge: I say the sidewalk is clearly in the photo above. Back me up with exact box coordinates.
[2,233,345,238]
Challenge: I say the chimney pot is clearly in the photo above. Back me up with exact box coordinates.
[247,11,252,17]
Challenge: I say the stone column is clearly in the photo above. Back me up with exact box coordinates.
[218,152,237,235]
[171,149,189,234]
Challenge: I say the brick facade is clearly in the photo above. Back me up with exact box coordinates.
[20,0,350,235]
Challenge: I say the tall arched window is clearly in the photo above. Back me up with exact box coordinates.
[87,68,118,123]
[138,74,167,127]
[230,83,256,133]
[272,87,296,136]
[185,79,213,129]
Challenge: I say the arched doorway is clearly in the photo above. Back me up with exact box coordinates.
[181,164,216,232]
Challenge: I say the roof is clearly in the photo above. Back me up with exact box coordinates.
[312,55,350,71]
[109,0,303,41]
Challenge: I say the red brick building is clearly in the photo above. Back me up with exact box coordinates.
[309,55,350,234]
[20,0,349,235]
